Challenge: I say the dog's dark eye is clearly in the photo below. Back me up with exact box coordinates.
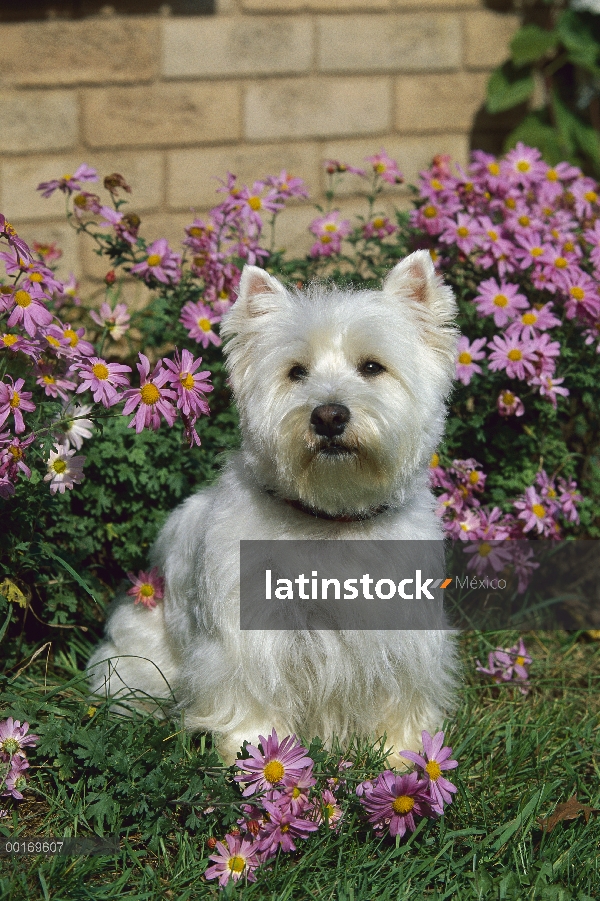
[360,360,385,376]
[288,364,308,381]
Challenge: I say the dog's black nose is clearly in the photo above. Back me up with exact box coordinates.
[310,403,350,438]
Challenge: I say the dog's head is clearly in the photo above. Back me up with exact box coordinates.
[221,254,457,514]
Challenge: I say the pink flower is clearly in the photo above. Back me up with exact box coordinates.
[2,756,29,800]
[401,730,458,813]
[487,334,537,380]
[162,349,212,418]
[44,444,85,494]
[234,729,314,797]
[514,486,554,535]
[37,163,98,198]
[507,303,561,339]
[179,301,222,348]
[204,833,260,887]
[365,150,404,184]
[309,211,352,257]
[561,269,600,320]
[130,239,181,285]
[503,143,546,185]
[440,212,480,255]
[0,214,31,262]
[497,389,525,417]
[477,638,532,694]
[363,215,396,239]
[0,433,35,483]
[359,770,431,837]
[121,354,178,433]
[126,567,165,609]
[325,159,367,177]
[315,789,343,829]
[531,373,569,407]
[257,798,319,855]
[6,287,52,337]
[557,477,582,523]
[455,336,486,385]
[474,279,529,327]
[89,302,131,341]
[72,357,132,407]
[0,378,36,434]
[35,364,77,402]
[0,718,39,761]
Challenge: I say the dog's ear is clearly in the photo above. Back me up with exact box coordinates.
[236,265,287,317]
[383,250,456,324]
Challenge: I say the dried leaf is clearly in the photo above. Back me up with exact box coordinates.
[0,578,28,608]
[537,794,599,833]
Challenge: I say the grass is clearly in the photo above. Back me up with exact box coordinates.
[1,630,599,901]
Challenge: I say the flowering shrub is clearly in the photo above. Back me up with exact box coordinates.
[204,728,458,887]
[0,145,598,656]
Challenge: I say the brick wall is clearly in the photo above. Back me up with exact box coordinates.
[0,0,519,288]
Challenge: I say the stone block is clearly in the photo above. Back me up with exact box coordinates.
[166,143,320,210]
[162,16,312,78]
[465,11,520,70]
[1,152,164,222]
[395,72,488,133]
[83,83,241,149]
[0,91,78,154]
[0,19,158,87]
[242,0,391,10]
[245,77,391,140]
[317,13,462,73]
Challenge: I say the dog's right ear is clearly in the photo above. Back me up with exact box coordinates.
[235,265,287,317]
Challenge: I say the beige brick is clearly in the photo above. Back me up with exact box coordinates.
[245,77,391,141]
[83,83,241,149]
[242,0,391,10]
[11,222,82,280]
[167,143,320,210]
[395,72,488,133]
[317,14,462,73]
[465,11,520,70]
[0,91,77,154]
[321,135,469,191]
[392,0,479,7]
[1,152,164,222]
[162,16,312,79]
[0,19,158,87]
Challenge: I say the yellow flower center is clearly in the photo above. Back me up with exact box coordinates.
[197,317,212,332]
[554,257,567,269]
[585,191,597,203]
[14,290,32,308]
[218,289,228,299]
[180,372,195,390]
[292,786,302,799]
[46,335,61,348]
[29,272,43,283]
[487,162,500,176]
[563,241,574,253]
[517,160,531,172]
[530,247,543,257]
[479,542,492,557]
[374,162,387,174]
[518,215,530,226]
[92,362,109,380]
[62,173,73,181]
[147,254,161,267]
[372,217,385,229]
[2,334,18,346]
[458,351,472,365]
[425,760,442,781]
[43,375,56,385]
[522,312,537,325]
[493,294,508,307]
[570,287,584,300]
[502,391,515,404]
[469,470,480,484]
[430,453,440,468]
[324,223,338,232]
[487,230,498,241]
[228,856,245,874]
[140,383,160,405]
[1,737,20,755]
[532,503,545,518]
[263,760,285,784]
[248,195,262,211]
[392,795,415,815]
[505,198,516,210]
[548,487,556,497]
[64,329,79,347]
[9,445,22,460]
[140,583,155,598]
[546,169,558,181]
[515,655,526,666]
[430,178,443,190]
[10,392,20,409]
[52,459,67,474]
[188,226,203,237]
[507,348,522,361]
[457,226,469,237]
[74,194,88,208]
[423,205,438,219]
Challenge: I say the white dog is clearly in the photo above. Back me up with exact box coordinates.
[88,251,459,765]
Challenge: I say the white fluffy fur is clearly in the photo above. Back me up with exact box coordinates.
[87,252,459,765]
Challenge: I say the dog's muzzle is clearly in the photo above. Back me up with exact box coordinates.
[310,403,350,438]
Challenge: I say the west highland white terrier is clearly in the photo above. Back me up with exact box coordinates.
[88,251,459,765]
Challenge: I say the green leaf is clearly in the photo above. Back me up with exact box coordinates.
[511,25,558,67]
[557,9,600,70]
[486,62,535,114]
[552,89,600,169]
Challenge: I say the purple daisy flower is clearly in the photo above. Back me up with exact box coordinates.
[257,798,319,856]
[400,731,458,814]
[0,718,39,762]
[0,214,32,262]
[0,378,36,434]
[234,728,314,797]
[180,301,222,349]
[37,164,98,198]
[204,833,260,887]
[72,357,132,408]
[130,238,181,285]
[359,770,431,837]
[456,335,487,385]
[6,287,53,337]
[121,354,178,434]
[162,349,212,418]
[2,756,30,800]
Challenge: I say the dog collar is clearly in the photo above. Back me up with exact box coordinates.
[282,496,390,523]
